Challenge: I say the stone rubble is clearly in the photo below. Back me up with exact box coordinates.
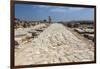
[15,23,94,66]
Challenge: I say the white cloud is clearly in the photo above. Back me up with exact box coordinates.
[32,5,52,8]
[50,7,85,13]
[32,4,84,13]
[68,7,84,10]
[50,6,84,13]
[37,5,52,8]
[33,5,66,8]
[50,7,67,13]
[50,9,66,13]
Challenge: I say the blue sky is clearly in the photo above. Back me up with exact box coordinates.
[15,4,94,22]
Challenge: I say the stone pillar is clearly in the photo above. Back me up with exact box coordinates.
[48,16,51,23]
